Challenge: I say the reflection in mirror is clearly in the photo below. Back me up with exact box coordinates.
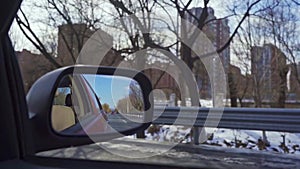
[51,74,145,136]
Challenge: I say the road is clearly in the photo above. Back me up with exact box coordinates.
[107,113,142,132]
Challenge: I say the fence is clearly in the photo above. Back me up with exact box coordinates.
[152,106,300,144]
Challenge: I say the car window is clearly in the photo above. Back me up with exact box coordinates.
[10,0,300,167]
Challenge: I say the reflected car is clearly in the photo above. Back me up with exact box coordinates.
[52,74,108,135]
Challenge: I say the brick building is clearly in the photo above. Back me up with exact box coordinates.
[183,7,230,99]
[17,49,55,92]
[57,24,94,66]
[143,63,179,99]
[229,64,253,106]
[186,7,230,72]
[17,23,123,92]
[251,44,287,106]
[17,23,176,96]
[287,63,300,100]
[57,24,122,66]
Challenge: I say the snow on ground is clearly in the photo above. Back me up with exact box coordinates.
[210,128,300,154]
[128,99,300,154]
[144,125,300,154]
[146,99,300,154]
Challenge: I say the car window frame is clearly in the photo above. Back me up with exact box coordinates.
[2,0,300,169]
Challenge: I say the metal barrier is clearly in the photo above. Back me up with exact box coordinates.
[152,106,300,143]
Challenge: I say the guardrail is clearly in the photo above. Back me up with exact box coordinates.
[152,106,300,144]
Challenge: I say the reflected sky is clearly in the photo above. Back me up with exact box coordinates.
[83,74,134,109]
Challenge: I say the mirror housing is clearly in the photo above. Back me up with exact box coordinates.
[27,65,153,153]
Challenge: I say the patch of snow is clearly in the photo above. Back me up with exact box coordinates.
[144,125,300,155]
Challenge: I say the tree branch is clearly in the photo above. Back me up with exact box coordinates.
[16,9,61,68]
[217,0,261,53]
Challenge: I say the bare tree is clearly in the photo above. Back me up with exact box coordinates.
[14,0,266,144]
[253,0,300,108]
[231,35,252,107]
[15,0,263,96]
[228,0,300,146]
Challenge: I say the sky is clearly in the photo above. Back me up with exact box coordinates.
[84,74,137,109]
[10,0,300,73]
[10,0,229,51]
[8,0,253,77]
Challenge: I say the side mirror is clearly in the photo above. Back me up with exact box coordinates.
[27,66,153,152]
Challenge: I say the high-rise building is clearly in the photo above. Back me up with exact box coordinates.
[251,44,287,105]
[183,7,230,99]
[57,24,95,66]
[286,62,300,100]
[186,7,230,72]
[57,23,122,66]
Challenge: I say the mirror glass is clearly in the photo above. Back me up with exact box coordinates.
[51,74,145,136]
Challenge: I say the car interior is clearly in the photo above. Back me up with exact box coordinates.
[1,0,300,169]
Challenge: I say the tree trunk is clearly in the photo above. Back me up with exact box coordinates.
[238,98,245,107]
[275,68,288,108]
[228,72,238,107]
